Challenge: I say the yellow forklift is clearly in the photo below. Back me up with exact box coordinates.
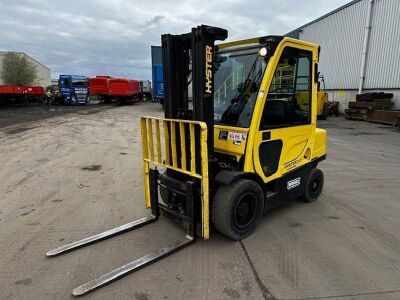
[317,75,329,120]
[47,25,327,296]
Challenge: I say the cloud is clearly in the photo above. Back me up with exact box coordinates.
[145,15,165,27]
[0,0,350,80]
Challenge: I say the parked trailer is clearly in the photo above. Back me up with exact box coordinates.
[88,76,141,104]
[0,85,45,105]
[109,78,140,103]
[88,76,112,103]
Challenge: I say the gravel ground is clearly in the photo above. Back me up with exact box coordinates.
[0,102,399,300]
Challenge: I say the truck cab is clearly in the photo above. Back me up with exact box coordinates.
[58,75,90,105]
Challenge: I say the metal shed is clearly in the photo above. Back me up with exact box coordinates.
[287,0,400,111]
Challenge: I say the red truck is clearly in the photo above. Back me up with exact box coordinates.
[0,85,45,105]
[88,76,140,104]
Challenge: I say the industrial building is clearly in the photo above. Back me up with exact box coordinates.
[0,51,51,88]
[287,0,400,112]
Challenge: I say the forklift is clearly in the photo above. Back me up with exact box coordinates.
[47,25,327,296]
[317,75,329,120]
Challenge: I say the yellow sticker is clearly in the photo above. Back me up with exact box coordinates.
[337,90,345,97]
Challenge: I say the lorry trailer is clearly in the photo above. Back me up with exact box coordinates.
[0,85,45,105]
[88,76,141,104]
[88,76,112,103]
[109,78,140,103]
[58,75,90,105]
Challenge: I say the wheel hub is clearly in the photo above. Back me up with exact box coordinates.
[312,179,320,192]
[234,194,257,229]
[237,202,249,218]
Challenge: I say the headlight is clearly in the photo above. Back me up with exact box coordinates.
[258,47,267,57]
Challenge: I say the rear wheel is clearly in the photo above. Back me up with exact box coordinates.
[212,179,263,240]
[301,168,324,202]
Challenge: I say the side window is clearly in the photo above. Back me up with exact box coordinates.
[260,47,312,129]
[259,140,282,177]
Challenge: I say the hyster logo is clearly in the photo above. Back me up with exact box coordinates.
[205,45,213,94]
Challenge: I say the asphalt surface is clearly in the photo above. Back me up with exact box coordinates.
[1,102,399,300]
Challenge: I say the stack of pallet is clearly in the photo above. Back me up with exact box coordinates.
[345,92,393,121]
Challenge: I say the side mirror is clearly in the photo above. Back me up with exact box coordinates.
[314,64,319,83]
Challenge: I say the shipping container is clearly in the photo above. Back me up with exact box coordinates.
[152,64,164,100]
[151,46,163,104]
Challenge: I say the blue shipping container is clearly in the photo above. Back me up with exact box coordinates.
[153,64,164,99]
[151,46,163,103]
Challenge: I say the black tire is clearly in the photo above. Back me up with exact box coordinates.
[320,103,329,120]
[212,179,264,241]
[356,92,379,102]
[301,168,324,203]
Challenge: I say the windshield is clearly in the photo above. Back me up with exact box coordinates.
[214,46,268,127]
[72,79,88,87]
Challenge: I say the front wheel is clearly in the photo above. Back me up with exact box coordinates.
[301,168,324,202]
[212,179,264,240]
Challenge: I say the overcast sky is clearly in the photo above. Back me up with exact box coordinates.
[0,0,350,80]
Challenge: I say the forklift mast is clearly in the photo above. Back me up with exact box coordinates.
[162,25,228,154]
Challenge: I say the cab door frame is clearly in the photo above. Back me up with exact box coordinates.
[242,38,319,183]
